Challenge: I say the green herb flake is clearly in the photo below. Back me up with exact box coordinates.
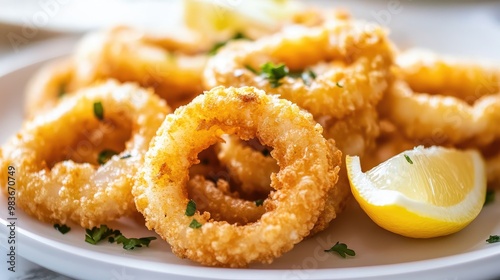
[54,224,71,234]
[301,69,317,86]
[255,199,264,207]
[85,225,156,250]
[85,225,121,245]
[245,64,258,74]
[324,241,356,258]
[336,82,343,88]
[404,154,413,164]
[58,84,66,98]
[185,199,197,217]
[208,41,226,56]
[113,235,157,250]
[208,32,248,55]
[189,219,202,229]
[260,62,289,88]
[93,101,104,120]
[120,154,132,160]
[97,149,118,165]
[484,190,495,206]
[486,235,500,243]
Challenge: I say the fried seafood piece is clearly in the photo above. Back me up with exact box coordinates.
[133,86,342,267]
[212,135,348,235]
[217,135,278,197]
[24,58,74,119]
[187,175,266,225]
[380,80,500,148]
[319,106,381,157]
[397,48,500,103]
[204,19,395,119]
[0,80,170,228]
[486,152,500,189]
[25,26,206,117]
[359,120,417,170]
[381,49,500,148]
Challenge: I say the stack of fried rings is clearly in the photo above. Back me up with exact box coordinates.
[379,49,500,186]
[382,48,500,147]
[24,26,206,118]
[0,81,170,228]
[133,86,342,267]
[204,19,394,156]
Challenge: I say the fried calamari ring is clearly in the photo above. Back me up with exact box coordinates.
[214,135,346,234]
[133,86,341,267]
[217,135,278,197]
[397,48,500,103]
[0,80,170,228]
[319,106,380,157]
[187,175,265,225]
[71,26,207,108]
[380,80,500,147]
[204,19,394,119]
[25,26,206,117]
[486,152,500,189]
[24,58,74,119]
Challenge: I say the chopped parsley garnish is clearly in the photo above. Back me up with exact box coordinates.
[336,82,343,88]
[301,69,317,86]
[484,190,495,206]
[245,64,258,74]
[189,219,202,229]
[185,199,197,216]
[324,242,356,258]
[260,62,289,88]
[112,235,157,250]
[208,32,247,55]
[85,225,121,245]
[93,101,104,120]
[289,69,317,86]
[97,149,118,165]
[58,84,66,98]
[486,235,499,243]
[54,224,71,234]
[85,225,156,250]
[247,63,316,88]
[120,154,132,160]
[255,199,264,207]
[404,154,413,164]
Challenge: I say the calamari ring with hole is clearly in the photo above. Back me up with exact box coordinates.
[133,86,341,267]
[197,135,350,232]
[24,58,75,119]
[72,26,207,108]
[213,136,345,234]
[380,79,500,148]
[204,19,394,119]
[397,48,500,103]
[25,26,206,117]
[187,175,265,225]
[0,80,170,228]
[217,135,278,197]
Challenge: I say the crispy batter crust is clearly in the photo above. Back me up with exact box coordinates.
[133,86,342,267]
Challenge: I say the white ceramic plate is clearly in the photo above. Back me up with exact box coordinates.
[0,37,500,280]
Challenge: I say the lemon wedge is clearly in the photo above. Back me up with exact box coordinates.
[183,0,302,40]
[346,146,487,238]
